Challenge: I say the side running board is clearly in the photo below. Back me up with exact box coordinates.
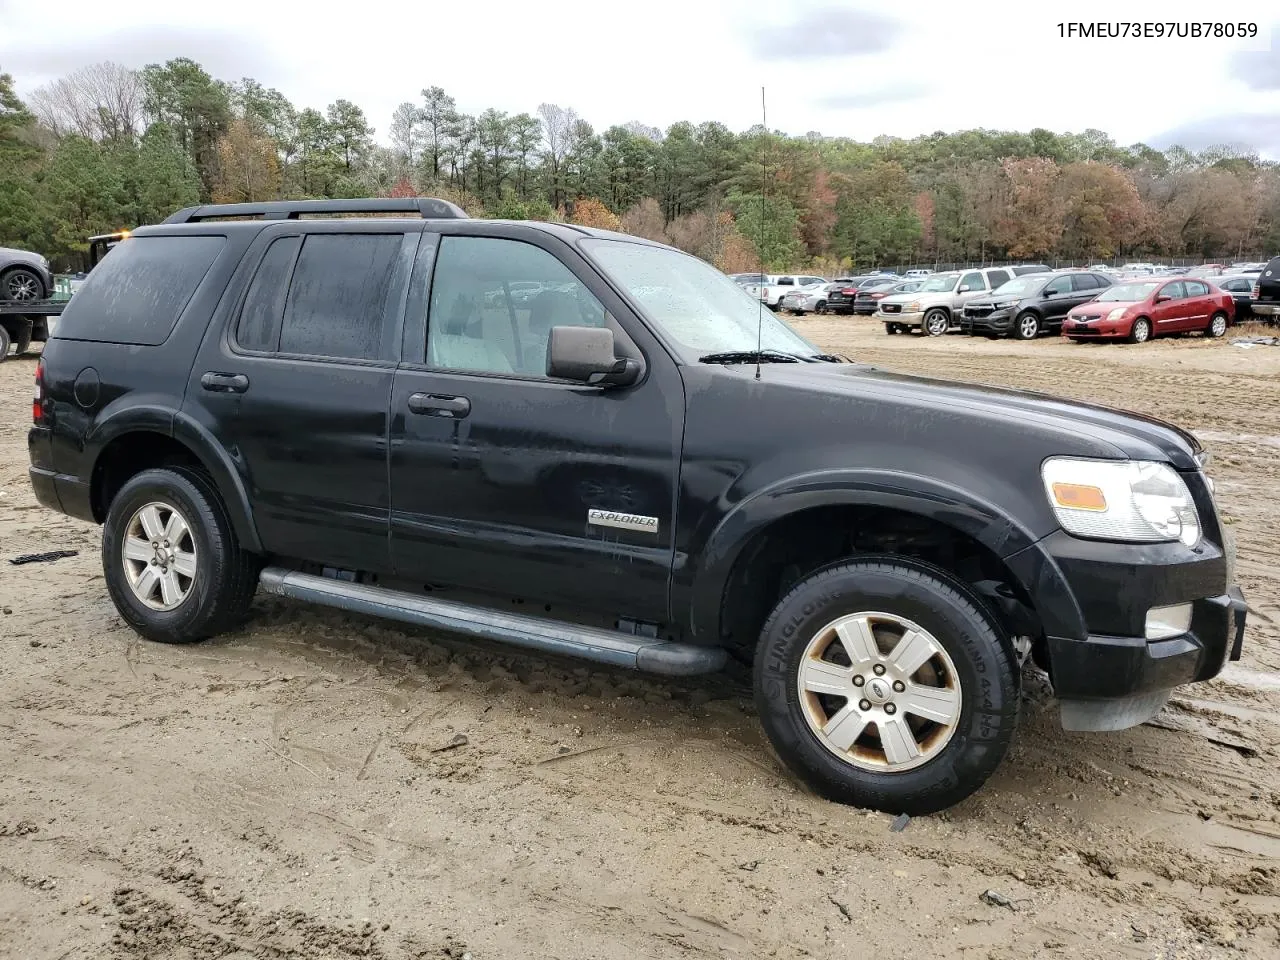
[257,567,727,677]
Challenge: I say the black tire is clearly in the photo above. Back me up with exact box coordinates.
[1011,311,1041,340]
[102,467,261,644]
[883,323,897,335]
[1128,317,1151,344]
[12,317,32,355]
[923,309,949,337]
[1206,311,1228,338]
[0,324,10,360]
[815,301,827,315]
[1,267,44,302]
[753,558,1019,814]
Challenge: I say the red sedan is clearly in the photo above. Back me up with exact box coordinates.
[1062,278,1234,343]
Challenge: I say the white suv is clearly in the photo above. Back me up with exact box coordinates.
[743,274,827,310]
[875,266,1017,336]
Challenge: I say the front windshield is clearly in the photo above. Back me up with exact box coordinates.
[1098,281,1159,301]
[917,273,959,293]
[582,239,822,360]
[990,277,1044,298]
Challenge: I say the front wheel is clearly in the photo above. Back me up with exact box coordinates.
[884,323,897,335]
[1012,311,1041,340]
[923,310,949,337]
[1207,311,1228,338]
[0,324,10,360]
[1,267,43,302]
[753,559,1019,814]
[1128,317,1151,344]
[102,467,261,644]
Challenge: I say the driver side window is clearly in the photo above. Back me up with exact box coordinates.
[426,236,606,377]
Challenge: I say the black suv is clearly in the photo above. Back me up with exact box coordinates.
[961,270,1114,339]
[1252,256,1280,323]
[28,199,1248,815]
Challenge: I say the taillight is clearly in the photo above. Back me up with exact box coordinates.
[871,291,889,299]
[840,287,857,295]
[33,359,46,424]
[1253,283,1261,299]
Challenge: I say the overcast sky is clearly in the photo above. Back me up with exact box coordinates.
[2,0,1277,156]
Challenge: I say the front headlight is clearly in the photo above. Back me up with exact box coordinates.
[905,301,921,312]
[1041,457,1201,547]
[1106,308,1127,321]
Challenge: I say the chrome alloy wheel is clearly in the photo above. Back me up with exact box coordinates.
[796,611,962,772]
[121,501,198,611]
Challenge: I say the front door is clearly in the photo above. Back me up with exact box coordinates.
[1152,280,1187,333]
[387,229,684,623]
[185,222,417,572]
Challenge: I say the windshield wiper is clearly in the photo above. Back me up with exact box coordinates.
[698,349,803,364]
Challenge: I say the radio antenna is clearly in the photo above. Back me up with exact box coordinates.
[755,85,767,381]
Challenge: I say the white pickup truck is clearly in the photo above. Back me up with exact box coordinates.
[741,274,828,310]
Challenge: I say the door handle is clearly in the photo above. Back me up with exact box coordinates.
[200,372,249,393]
[408,392,470,418]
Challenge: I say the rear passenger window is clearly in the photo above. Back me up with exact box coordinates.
[278,234,401,360]
[1070,274,1099,292]
[236,236,301,351]
[54,235,225,346]
[987,269,1010,287]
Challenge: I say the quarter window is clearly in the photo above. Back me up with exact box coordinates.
[986,269,1010,287]
[426,236,607,377]
[236,236,301,351]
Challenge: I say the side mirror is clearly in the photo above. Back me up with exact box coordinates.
[1154,295,1170,304]
[957,284,973,293]
[547,326,640,387]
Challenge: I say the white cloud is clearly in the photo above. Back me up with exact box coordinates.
[1,0,1276,155]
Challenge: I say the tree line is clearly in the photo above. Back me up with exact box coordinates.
[2,58,1277,274]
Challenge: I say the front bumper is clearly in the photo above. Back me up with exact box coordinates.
[1062,318,1126,338]
[877,310,925,326]
[1033,526,1247,729]
[961,309,1014,333]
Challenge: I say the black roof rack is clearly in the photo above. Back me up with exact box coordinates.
[162,197,469,224]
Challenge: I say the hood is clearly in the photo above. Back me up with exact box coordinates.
[902,289,957,305]
[1069,299,1140,315]
[736,362,1203,468]
[0,246,45,264]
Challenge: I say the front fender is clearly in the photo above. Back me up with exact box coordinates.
[684,469,1087,644]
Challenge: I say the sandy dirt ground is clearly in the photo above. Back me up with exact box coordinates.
[2,323,1280,960]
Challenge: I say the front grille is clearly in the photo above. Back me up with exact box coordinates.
[881,303,901,314]
[1075,314,1101,322]
[965,306,994,319]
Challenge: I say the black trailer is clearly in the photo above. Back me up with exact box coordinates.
[1,231,128,360]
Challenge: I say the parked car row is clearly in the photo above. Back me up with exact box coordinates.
[865,257,1280,344]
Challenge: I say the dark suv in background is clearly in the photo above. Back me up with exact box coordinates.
[1252,257,1280,323]
[27,199,1247,816]
[961,270,1115,339]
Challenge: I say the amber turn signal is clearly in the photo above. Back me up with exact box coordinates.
[1051,482,1107,511]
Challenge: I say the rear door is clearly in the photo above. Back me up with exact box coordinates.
[185,221,418,572]
[1179,280,1213,331]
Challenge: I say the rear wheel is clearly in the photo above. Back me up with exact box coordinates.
[102,467,261,644]
[1012,311,1041,340]
[753,559,1019,814]
[1207,312,1228,338]
[815,301,827,315]
[923,310,949,337]
[1129,317,1152,344]
[0,324,10,360]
